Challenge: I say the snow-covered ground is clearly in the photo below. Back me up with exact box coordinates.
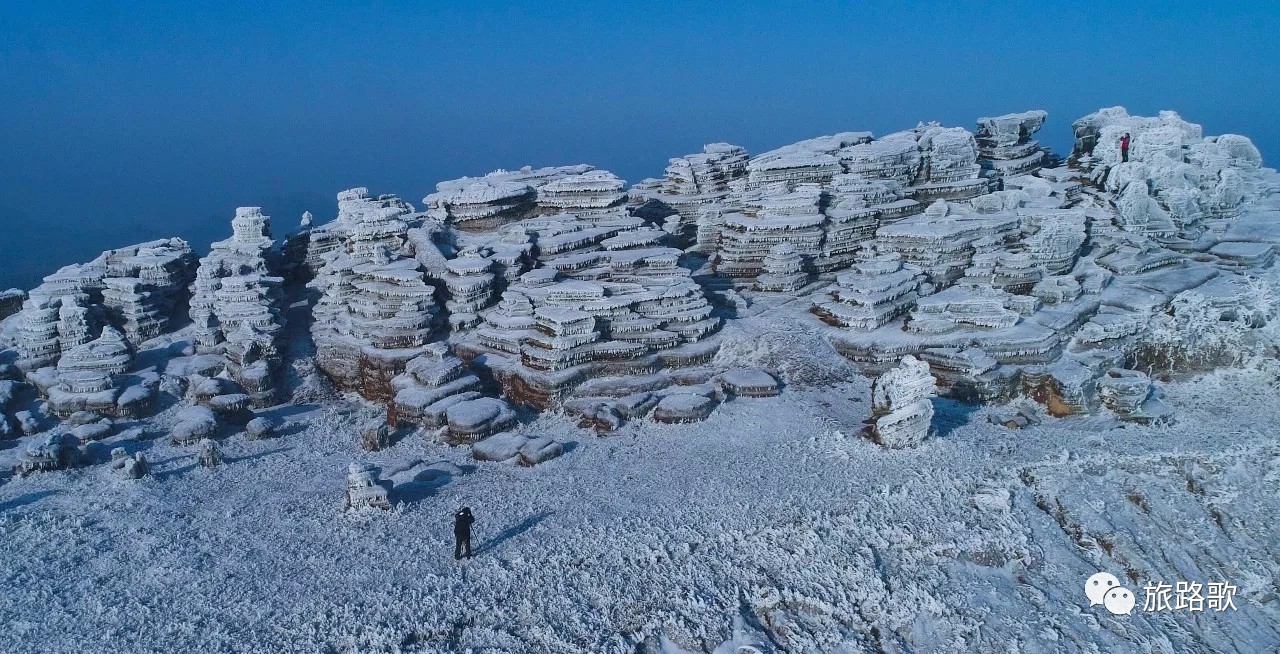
[2,298,1278,653]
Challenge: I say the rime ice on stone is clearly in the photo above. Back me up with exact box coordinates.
[424,165,594,230]
[441,247,496,329]
[310,202,442,400]
[717,186,825,279]
[976,110,1048,179]
[391,342,487,430]
[455,224,722,411]
[870,355,936,448]
[36,327,156,419]
[189,207,286,405]
[110,448,150,479]
[816,175,883,271]
[811,253,923,330]
[876,202,1020,290]
[15,433,80,476]
[284,188,418,278]
[633,143,749,245]
[198,438,223,467]
[747,132,871,188]
[755,244,808,292]
[13,239,196,369]
[345,463,391,510]
[536,170,627,216]
[1095,368,1171,423]
[1071,107,1268,238]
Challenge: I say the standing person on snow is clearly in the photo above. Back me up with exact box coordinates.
[1120,133,1131,162]
[453,506,474,560]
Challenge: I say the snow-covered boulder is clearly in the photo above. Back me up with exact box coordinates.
[718,368,780,398]
[69,420,113,443]
[471,431,527,463]
[446,397,516,443]
[245,416,277,440]
[518,437,564,465]
[653,393,717,423]
[344,463,391,511]
[471,432,565,466]
[15,433,80,476]
[171,406,218,445]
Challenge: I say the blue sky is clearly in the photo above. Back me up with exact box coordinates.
[2,1,1277,289]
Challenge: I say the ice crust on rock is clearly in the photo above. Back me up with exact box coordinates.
[345,462,391,510]
[13,238,196,370]
[309,197,442,399]
[871,355,936,448]
[189,207,286,406]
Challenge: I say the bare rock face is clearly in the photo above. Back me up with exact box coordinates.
[871,356,937,448]
[189,207,286,407]
[0,288,26,320]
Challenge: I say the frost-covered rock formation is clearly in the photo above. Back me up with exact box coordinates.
[0,104,1275,474]
[309,200,442,400]
[631,143,749,245]
[12,238,196,370]
[345,462,391,510]
[189,207,286,406]
[870,355,936,448]
[976,110,1048,179]
[755,243,808,292]
[423,165,593,232]
[21,326,158,419]
[284,187,419,279]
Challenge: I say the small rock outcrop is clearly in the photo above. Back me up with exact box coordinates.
[870,356,937,448]
[345,463,391,510]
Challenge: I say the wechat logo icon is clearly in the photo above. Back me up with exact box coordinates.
[1085,572,1135,615]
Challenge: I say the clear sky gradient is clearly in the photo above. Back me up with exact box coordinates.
[2,1,1277,289]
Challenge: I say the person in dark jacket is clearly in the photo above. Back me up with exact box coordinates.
[1120,133,1131,162]
[453,506,474,560]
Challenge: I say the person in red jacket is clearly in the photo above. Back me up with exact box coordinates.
[1120,133,1131,162]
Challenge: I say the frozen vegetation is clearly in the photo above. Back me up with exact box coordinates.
[0,107,1279,652]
